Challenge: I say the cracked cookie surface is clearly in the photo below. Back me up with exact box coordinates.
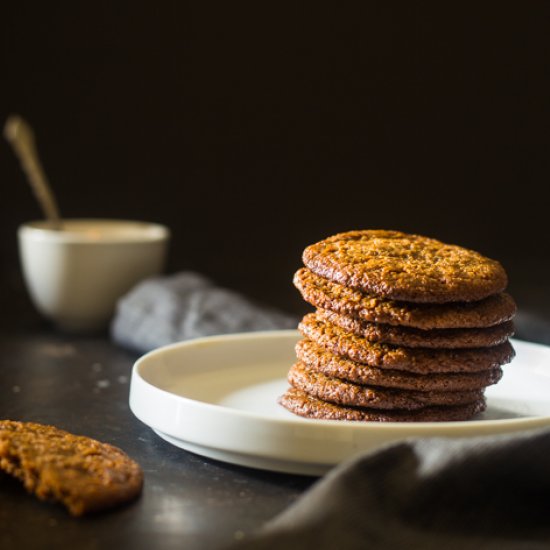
[295,339,503,391]
[0,420,143,516]
[316,308,514,349]
[299,314,515,374]
[302,230,508,303]
[279,388,487,422]
[294,267,517,329]
[288,362,484,409]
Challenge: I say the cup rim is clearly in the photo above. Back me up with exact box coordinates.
[18,219,170,243]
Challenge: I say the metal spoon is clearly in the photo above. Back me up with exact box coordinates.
[4,114,62,229]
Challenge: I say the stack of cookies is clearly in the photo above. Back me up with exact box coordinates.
[279,230,516,422]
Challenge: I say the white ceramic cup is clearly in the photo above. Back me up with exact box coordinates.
[18,219,170,332]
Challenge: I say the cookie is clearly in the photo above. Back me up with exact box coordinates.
[279,388,487,422]
[288,362,484,409]
[296,339,503,391]
[316,308,514,349]
[294,268,517,329]
[302,230,508,303]
[299,313,515,374]
[0,420,143,516]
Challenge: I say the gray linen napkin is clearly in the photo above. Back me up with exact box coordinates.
[111,272,298,353]
[234,427,550,550]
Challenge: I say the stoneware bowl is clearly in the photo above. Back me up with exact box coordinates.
[18,219,169,332]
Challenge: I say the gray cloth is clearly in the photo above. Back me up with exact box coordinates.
[234,427,550,550]
[111,272,298,353]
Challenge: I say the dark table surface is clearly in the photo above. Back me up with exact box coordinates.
[1,274,550,550]
[0,292,315,550]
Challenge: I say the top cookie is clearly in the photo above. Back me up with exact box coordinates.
[302,230,508,303]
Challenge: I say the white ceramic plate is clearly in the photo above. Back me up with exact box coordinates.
[129,331,550,475]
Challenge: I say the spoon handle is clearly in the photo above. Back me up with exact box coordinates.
[4,115,62,229]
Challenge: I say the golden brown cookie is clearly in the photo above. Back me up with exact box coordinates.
[0,420,143,516]
[299,313,515,374]
[288,362,484,409]
[294,267,517,329]
[279,388,487,422]
[316,308,514,349]
[302,230,508,303]
[295,339,503,391]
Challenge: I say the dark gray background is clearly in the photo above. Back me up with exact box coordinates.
[2,3,549,320]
